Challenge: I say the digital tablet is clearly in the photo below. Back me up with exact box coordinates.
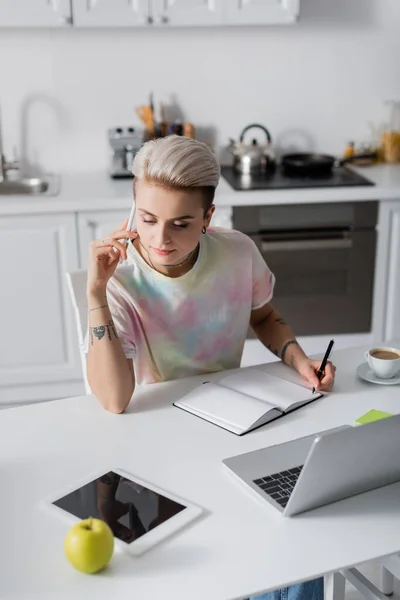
[41,468,203,556]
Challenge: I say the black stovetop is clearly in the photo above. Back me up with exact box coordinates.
[221,166,374,191]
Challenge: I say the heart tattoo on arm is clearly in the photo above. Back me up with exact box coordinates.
[89,319,118,345]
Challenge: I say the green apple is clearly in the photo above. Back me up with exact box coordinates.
[64,518,114,574]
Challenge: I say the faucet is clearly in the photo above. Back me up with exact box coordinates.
[0,105,4,182]
[0,105,20,183]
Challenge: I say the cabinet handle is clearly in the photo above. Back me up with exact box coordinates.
[260,238,353,253]
[147,15,154,24]
[87,220,98,239]
[160,15,169,24]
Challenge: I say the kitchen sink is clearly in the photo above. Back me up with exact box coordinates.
[0,174,60,196]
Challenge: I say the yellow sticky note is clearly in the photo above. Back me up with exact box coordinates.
[355,409,393,426]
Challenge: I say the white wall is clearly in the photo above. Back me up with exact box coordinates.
[0,0,399,173]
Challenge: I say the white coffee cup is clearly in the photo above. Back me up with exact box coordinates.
[365,347,400,379]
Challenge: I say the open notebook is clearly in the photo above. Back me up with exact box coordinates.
[173,367,323,436]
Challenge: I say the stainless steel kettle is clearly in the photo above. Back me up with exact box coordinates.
[229,124,275,174]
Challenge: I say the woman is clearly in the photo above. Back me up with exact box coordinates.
[86,135,334,600]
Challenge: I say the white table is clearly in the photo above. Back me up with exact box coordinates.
[1,342,400,600]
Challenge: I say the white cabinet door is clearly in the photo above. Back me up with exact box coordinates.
[384,203,400,342]
[224,0,299,25]
[78,209,131,267]
[0,0,72,26]
[153,0,223,26]
[0,213,83,404]
[72,0,149,26]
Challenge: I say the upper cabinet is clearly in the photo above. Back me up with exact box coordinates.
[0,0,72,26]
[0,0,299,27]
[153,0,223,27]
[72,0,223,27]
[72,0,148,27]
[225,0,299,25]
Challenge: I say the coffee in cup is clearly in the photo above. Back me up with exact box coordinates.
[365,347,400,379]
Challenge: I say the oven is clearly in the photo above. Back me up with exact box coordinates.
[233,201,378,336]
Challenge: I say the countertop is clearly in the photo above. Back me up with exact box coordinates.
[1,164,400,216]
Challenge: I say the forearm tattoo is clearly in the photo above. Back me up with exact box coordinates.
[89,319,118,345]
[281,339,299,364]
[275,317,287,325]
[267,343,280,357]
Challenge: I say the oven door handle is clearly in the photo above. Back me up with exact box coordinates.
[260,238,353,252]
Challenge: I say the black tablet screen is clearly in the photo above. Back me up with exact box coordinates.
[53,471,185,544]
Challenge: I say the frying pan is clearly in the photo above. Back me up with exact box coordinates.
[281,151,377,176]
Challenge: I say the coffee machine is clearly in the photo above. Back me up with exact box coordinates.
[108,126,146,179]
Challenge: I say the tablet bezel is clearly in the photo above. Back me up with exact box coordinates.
[41,467,203,556]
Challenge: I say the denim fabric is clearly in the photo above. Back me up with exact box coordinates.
[250,577,324,600]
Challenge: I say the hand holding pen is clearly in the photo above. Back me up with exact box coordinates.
[312,339,335,394]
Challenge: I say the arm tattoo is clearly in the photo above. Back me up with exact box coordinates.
[267,343,280,357]
[281,339,299,363]
[89,304,109,313]
[263,308,275,323]
[89,319,118,345]
[275,317,287,325]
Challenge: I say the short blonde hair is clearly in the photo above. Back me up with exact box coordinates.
[132,135,220,211]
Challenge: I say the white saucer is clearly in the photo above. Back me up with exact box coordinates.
[356,362,400,385]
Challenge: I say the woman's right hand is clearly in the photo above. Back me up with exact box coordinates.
[87,218,137,296]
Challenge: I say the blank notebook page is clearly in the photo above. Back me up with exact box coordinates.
[176,383,276,430]
[218,368,313,411]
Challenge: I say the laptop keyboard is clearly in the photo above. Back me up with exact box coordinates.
[253,465,303,508]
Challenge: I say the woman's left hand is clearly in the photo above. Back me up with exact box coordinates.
[296,359,336,392]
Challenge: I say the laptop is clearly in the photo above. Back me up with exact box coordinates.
[222,414,400,516]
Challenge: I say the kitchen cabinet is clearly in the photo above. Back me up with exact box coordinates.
[0,213,83,405]
[72,0,148,27]
[0,0,72,27]
[224,0,299,25]
[0,0,299,27]
[153,0,223,26]
[383,203,400,341]
[9,188,400,408]
[73,0,223,27]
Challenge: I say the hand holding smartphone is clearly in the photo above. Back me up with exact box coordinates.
[120,203,137,263]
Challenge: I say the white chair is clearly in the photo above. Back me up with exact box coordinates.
[66,269,91,395]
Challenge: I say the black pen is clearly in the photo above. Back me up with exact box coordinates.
[312,339,335,394]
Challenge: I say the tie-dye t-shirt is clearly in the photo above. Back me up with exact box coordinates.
[105,227,275,384]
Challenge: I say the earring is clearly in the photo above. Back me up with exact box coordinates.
[202,227,207,234]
